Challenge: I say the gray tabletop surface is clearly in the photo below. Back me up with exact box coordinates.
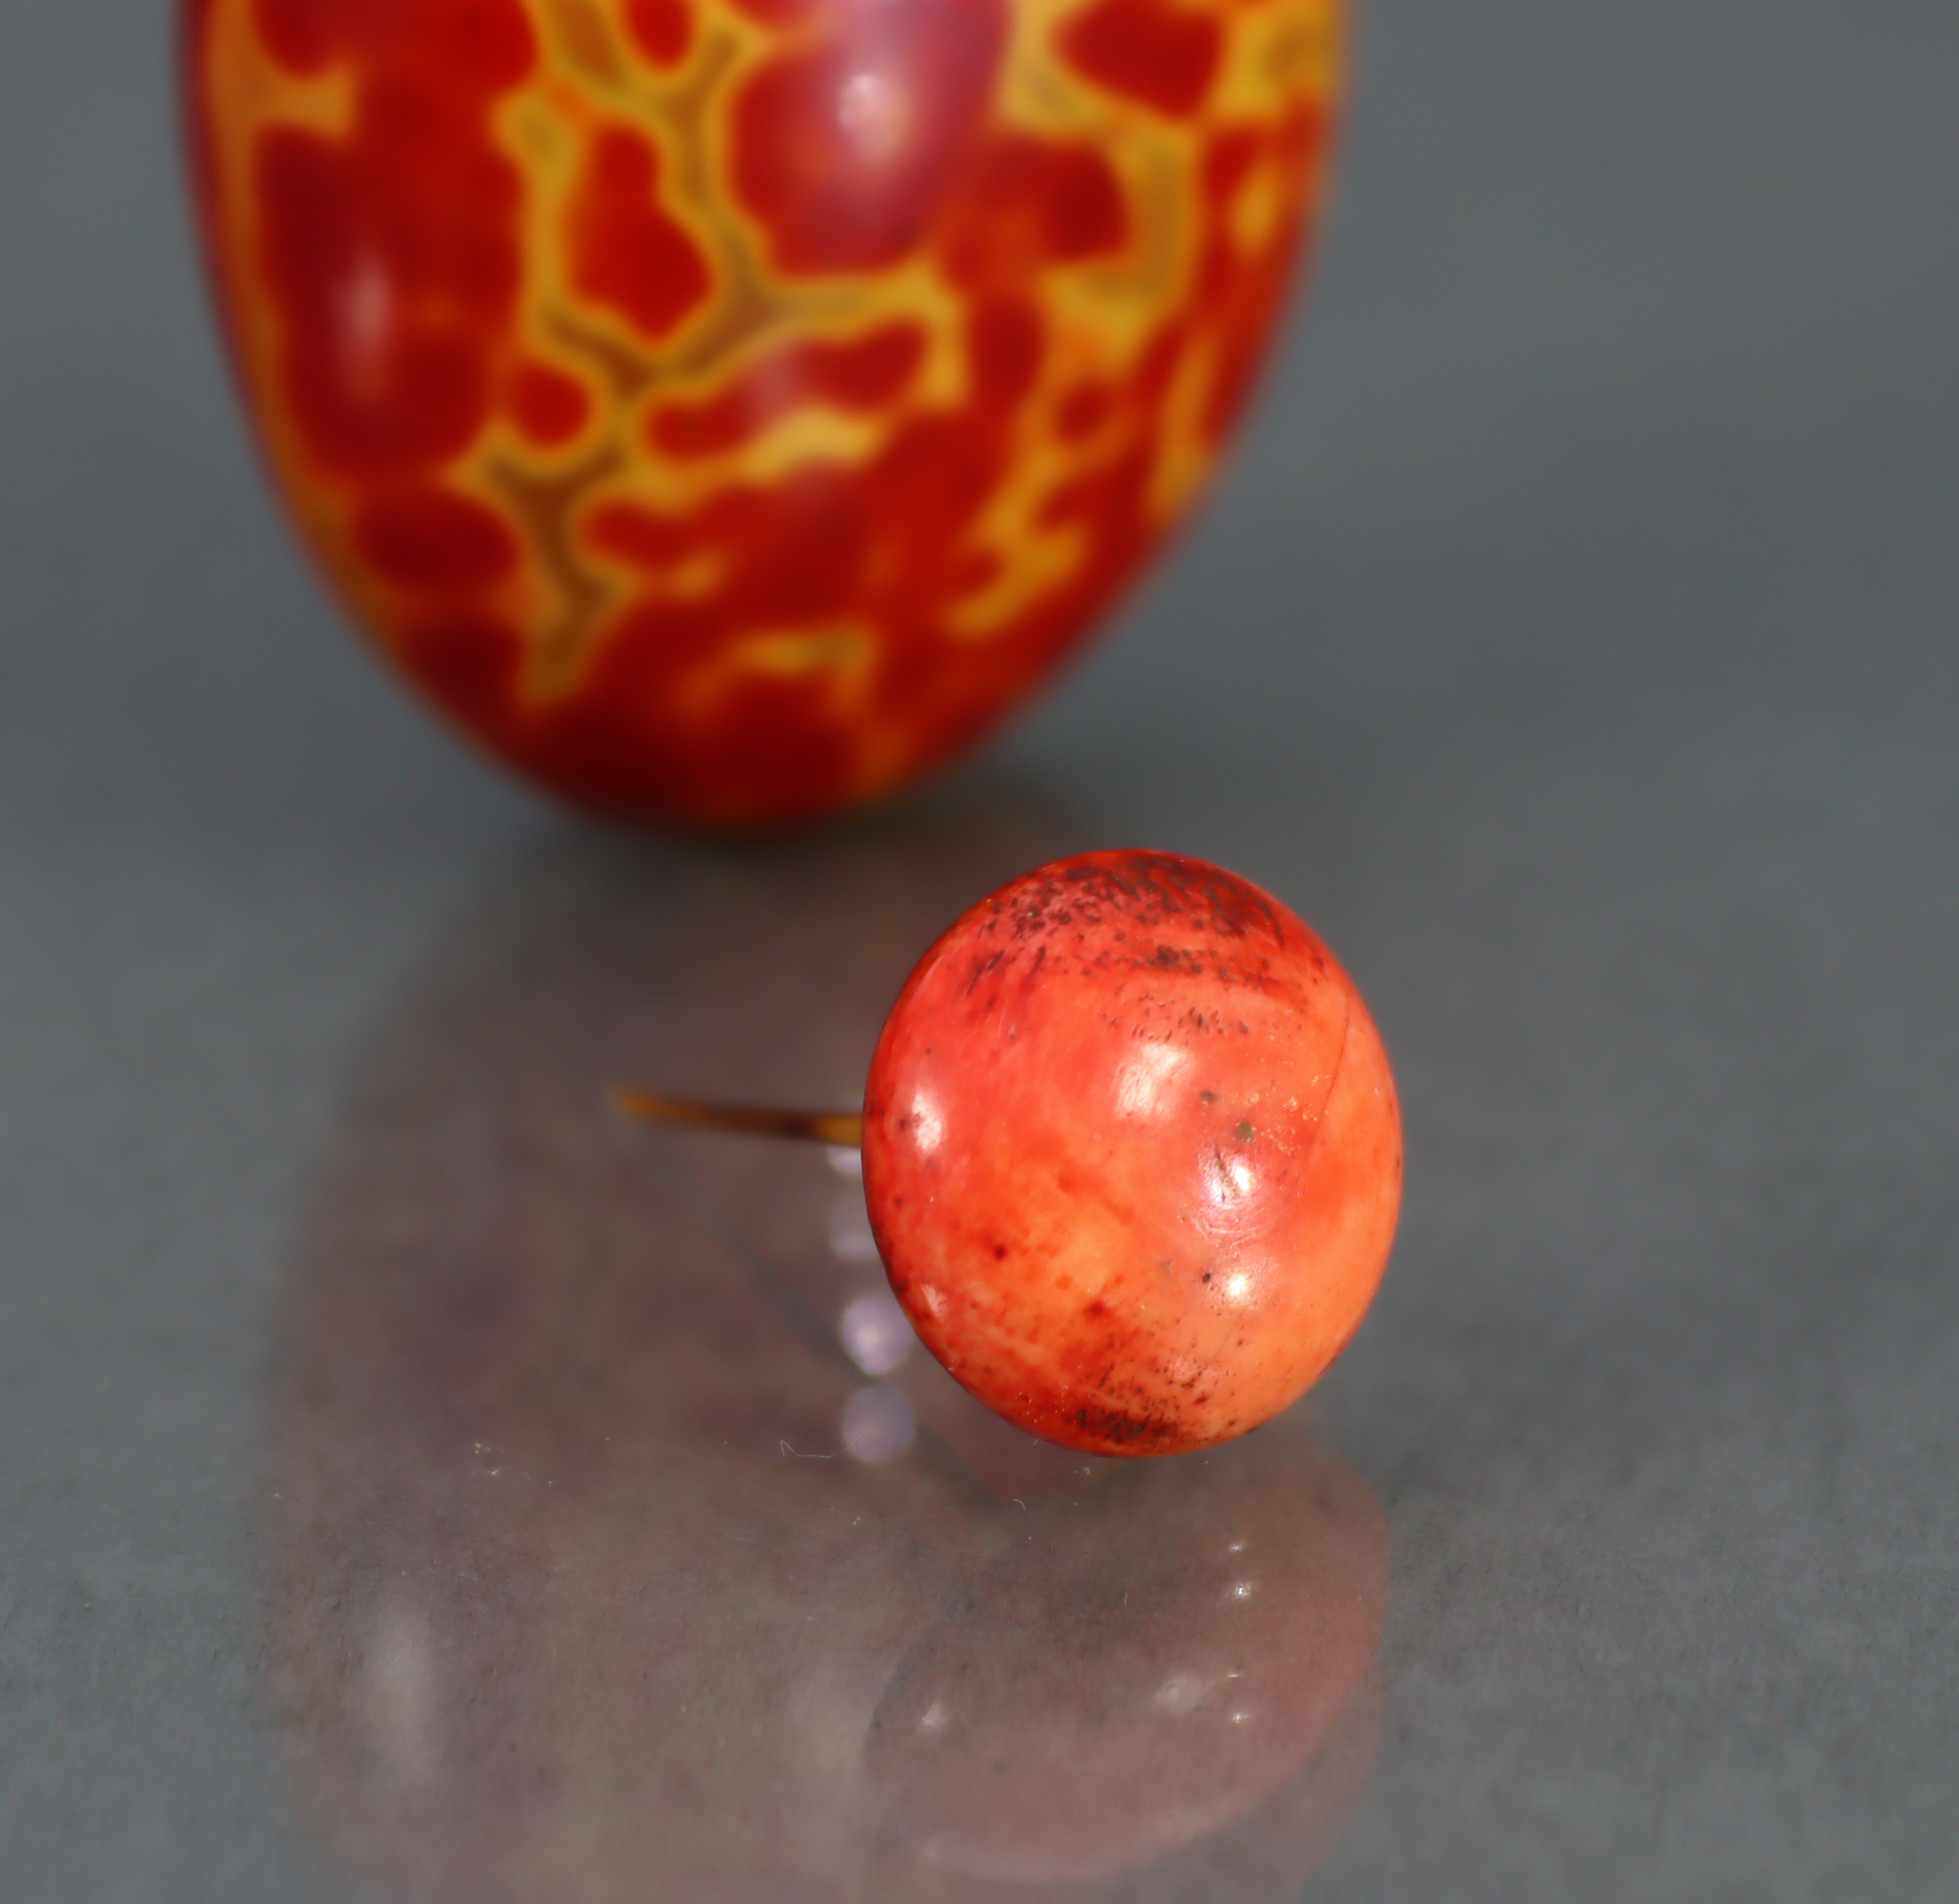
[4,2,1956,1899]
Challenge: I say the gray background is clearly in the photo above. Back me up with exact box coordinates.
[4,0,1957,1897]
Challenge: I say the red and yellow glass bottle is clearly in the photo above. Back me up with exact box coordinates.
[185,0,1341,825]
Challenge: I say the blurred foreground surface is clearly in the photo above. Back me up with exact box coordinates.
[266,824,1389,1904]
[4,0,1958,1897]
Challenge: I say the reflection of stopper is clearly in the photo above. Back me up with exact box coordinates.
[867,1438,1388,1886]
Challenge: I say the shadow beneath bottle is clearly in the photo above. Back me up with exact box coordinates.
[261,774,1389,1903]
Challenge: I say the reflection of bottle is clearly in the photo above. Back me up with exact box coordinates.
[262,784,1389,1903]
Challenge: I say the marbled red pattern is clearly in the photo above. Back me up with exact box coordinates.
[188,0,1342,823]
